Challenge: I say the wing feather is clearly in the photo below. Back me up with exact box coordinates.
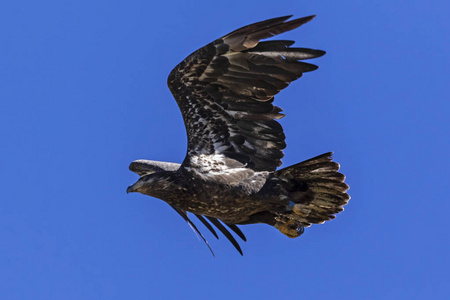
[206,217,244,256]
[167,15,325,176]
[171,206,215,256]
[194,214,219,239]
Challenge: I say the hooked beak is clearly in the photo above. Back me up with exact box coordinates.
[126,184,136,194]
[127,179,144,194]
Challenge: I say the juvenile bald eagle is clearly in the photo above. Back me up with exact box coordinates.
[127,15,350,255]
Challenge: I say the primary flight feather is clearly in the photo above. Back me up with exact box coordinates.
[127,15,350,255]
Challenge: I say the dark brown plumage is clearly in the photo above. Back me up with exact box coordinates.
[127,15,350,255]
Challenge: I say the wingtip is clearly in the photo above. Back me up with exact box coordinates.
[287,14,317,27]
[303,14,317,21]
[272,14,315,22]
[280,14,294,20]
[270,15,294,22]
[206,217,244,255]
[315,49,326,57]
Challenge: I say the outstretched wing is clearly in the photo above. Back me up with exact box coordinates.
[168,15,325,176]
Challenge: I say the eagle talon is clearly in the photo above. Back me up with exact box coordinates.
[275,220,304,238]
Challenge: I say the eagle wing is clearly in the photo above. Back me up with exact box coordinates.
[167,15,325,178]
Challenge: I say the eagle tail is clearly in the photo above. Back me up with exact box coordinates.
[273,152,350,238]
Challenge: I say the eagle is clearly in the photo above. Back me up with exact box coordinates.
[127,15,350,255]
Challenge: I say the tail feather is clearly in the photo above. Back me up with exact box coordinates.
[273,152,350,238]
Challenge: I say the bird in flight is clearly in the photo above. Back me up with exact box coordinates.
[127,15,350,255]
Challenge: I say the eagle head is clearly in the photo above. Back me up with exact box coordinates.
[126,171,176,196]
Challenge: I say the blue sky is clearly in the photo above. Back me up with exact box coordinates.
[1,0,449,299]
